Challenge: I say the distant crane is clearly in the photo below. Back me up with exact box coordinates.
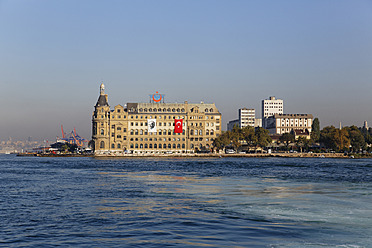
[58,125,88,147]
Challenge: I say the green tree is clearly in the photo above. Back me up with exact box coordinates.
[346,126,366,152]
[311,118,320,142]
[280,133,295,148]
[213,131,231,150]
[295,136,307,153]
[255,127,272,149]
[241,126,256,148]
[320,126,338,150]
[333,128,350,152]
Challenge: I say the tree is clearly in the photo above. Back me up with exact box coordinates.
[255,127,272,149]
[241,126,256,148]
[333,128,350,152]
[213,131,231,150]
[230,125,243,150]
[311,118,320,142]
[295,136,307,153]
[346,126,366,152]
[280,133,295,148]
[320,126,337,150]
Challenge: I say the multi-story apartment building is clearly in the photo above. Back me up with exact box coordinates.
[227,108,255,131]
[265,113,313,138]
[92,84,222,154]
[262,96,283,128]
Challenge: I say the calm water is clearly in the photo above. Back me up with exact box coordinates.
[0,155,371,248]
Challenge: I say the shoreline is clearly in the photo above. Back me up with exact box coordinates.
[16,152,369,159]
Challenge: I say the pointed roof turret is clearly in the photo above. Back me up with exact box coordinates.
[95,83,109,107]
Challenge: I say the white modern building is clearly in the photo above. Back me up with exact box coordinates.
[262,96,283,128]
[227,108,256,131]
[239,108,255,127]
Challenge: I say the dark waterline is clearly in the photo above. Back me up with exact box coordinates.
[1,155,371,247]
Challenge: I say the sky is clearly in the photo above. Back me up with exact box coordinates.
[1,0,371,141]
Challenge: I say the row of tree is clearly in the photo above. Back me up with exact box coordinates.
[213,117,372,153]
[212,125,272,151]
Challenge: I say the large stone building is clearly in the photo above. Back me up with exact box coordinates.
[265,113,313,138]
[262,96,283,128]
[92,84,222,154]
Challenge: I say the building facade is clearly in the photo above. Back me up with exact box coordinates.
[92,84,222,154]
[262,96,283,128]
[239,108,255,127]
[227,108,256,131]
[265,113,313,138]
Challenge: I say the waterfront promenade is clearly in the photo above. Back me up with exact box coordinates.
[20,152,352,158]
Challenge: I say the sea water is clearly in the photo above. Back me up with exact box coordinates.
[0,155,371,247]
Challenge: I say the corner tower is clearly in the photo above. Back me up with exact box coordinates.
[92,83,110,153]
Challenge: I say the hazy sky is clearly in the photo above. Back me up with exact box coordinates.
[1,0,371,141]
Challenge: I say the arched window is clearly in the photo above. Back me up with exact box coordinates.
[206,130,209,135]
[168,130,172,135]
[205,108,208,112]
[135,144,138,148]
[140,129,143,135]
[111,144,115,148]
[177,144,180,149]
[101,129,104,135]
[154,144,157,148]
[191,144,194,149]
[135,129,138,135]
[130,144,134,148]
[190,129,193,136]
[210,108,213,112]
[168,144,171,149]
[199,130,202,135]
[140,144,143,148]
[159,144,162,149]
[145,144,148,148]
[149,144,153,149]
[182,144,185,149]
[211,130,214,135]
[100,141,105,148]
[194,130,198,135]
[117,143,121,148]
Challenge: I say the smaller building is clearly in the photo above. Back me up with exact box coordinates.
[266,114,313,138]
[227,119,239,131]
[262,96,283,128]
[227,108,256,131]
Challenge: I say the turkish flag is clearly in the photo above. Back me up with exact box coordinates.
[174,119,183,133]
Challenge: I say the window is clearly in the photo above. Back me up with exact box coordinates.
[111,144,115,148]
[168,144,171,149]
[117,127,121,131]
[159,144,162,148]
[101,129,104,135]
[100,141,105,148]
[117,143,121,148]
[199,130,202,135]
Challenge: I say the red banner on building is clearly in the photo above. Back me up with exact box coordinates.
[174,119,183,133]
